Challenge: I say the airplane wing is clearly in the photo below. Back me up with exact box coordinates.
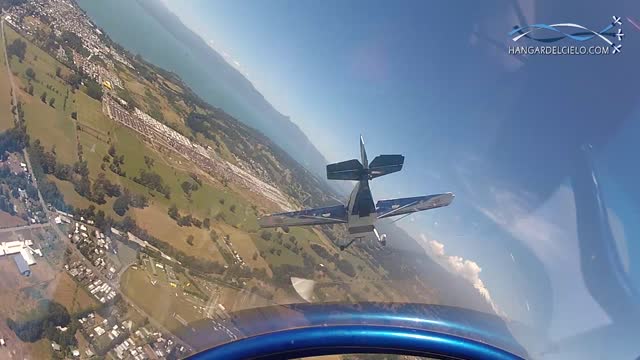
[259,205,348,228]
[376,193,455,219]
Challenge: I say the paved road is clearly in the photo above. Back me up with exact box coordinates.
[0,222,49,233]
[1,19,191,352]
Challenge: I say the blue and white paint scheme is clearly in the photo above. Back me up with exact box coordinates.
[259,136,454,250]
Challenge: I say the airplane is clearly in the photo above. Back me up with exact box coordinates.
[612,44,622,54]
[616,28,624,41]
[259,136,455,250]
[612,16,622,26]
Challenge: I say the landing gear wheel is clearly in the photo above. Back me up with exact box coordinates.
[380,239,386,247]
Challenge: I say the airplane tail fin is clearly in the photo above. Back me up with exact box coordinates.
[360,135,368,169]
[326,136,404,180]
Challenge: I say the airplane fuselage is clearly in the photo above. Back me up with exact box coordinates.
[346,177,379,243]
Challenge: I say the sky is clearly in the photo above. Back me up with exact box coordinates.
[161,0,640,357]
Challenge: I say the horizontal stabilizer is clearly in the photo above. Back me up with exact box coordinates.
[376,193,454,219]
[368,155,404,179]
[259,205,348,228]
[327,159,363,180]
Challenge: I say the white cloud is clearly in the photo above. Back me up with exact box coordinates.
[422,235,503,316]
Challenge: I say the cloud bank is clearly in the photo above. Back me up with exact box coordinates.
[423,235,502,316]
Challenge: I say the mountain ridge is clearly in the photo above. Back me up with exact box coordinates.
[134,0,332,184]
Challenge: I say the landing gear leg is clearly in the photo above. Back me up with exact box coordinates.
[339,238,357,251]
[374,228,387,247]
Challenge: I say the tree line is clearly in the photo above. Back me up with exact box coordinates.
[133,169,171,199]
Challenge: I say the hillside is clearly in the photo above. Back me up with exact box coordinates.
[133,0,331,184]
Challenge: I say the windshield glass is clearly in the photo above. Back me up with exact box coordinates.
[0,0,638,359]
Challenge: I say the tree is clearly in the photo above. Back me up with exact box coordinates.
[66,73,81,89]
[181,181,192,195]
[229,204,236,213]
[186,235,194,246]
[73,161,89,177]
[117,216,135,233]
[85,80,103,100]
[55,66,61,77]
[71,111,77,120]
[25,67,35,80]
[40,92,47,103]
[61,31,87,55]
[53,164,72,181]
[27,84,34,96]
[129,192,148,208]
[177,214,193,227]
[203,218,210,229]
[143,155,154,168]
[48,97,55,108]
[0,127,28,160]
[133,169,170,198]
[108,144,116,157]
[6,39,26,62]
[112,194,130,216]
[168,204,179,220]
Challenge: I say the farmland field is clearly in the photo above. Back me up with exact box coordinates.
[131,205,226,264]
[46,272,99,314]
[120,266,203,331]
[0,30,14,131]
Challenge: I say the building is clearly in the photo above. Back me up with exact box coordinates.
[20,248,35,265]
[13,254,31,276]
[3,241,23,255]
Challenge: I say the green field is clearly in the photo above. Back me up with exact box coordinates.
[120,266,204,331]
[75,90,114,133]
[5,26,78,164]
[0,28,15,131]
[5,26,72,111]
[131,205,226,264]
[23,100,77,164]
